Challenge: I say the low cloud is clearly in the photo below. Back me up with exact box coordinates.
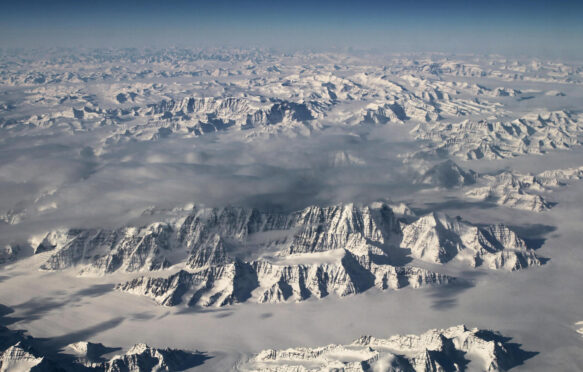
[0,121,429,244]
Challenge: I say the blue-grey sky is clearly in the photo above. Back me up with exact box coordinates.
[1,0,582,57]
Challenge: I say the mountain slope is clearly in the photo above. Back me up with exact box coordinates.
[401,213,541,270]
[238,325,536,372]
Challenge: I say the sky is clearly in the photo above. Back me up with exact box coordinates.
[1,0,582,57]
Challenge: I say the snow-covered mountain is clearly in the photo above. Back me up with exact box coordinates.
[466,166,583,212]
[105,343,206,372]
[117,254,451,307]
[27,201,543,307]
[0,244,19,265]
[0,325,207,372]
[238,325,535,372]
[411,110,582,160]
[31,202,450,306]
[414,159,477,188]
[5,50,580,159]
[36,203,398,275]
[37,202,541,278]
[401,213,541,270]
[2,49,582,371]
[0,342,47,372]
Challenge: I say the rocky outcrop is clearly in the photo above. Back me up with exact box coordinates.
[239,325,535,372]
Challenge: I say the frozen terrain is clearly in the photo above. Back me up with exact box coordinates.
[0,324,209,371]
[239,325,535,372]
[0,49,582,371]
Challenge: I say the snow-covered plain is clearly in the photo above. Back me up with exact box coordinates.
[0,49,582,371]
